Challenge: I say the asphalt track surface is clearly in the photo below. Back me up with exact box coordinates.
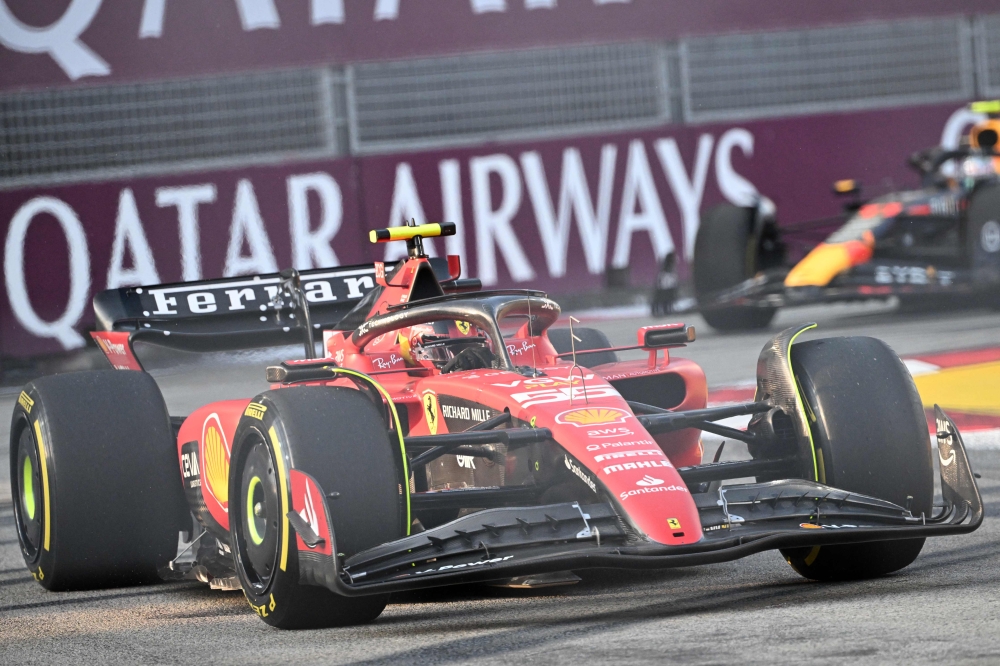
[2,300,1000,665]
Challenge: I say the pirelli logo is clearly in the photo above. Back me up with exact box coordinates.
[244,402,267,420]
[18,391,34,413]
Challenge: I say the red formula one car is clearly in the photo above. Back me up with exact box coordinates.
[10,223,982,629]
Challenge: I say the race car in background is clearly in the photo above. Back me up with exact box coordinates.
[11,221,981,629]
[654,101,1000,331]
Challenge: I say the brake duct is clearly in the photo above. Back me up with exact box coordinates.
[748,323,820,481]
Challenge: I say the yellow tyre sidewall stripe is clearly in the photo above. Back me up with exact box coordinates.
[787,324,823,568]
[32,420,52,552]
[786,324,821,483]
[267,426,291,572]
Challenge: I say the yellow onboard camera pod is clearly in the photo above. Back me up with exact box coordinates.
[369,222,456,244]
[970,100,1000,115]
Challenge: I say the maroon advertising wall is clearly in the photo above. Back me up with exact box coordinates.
[2,0,998,92]
[0,102,976,358]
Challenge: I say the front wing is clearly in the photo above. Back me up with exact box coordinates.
[290,408,981,597]
[683,263,992,313]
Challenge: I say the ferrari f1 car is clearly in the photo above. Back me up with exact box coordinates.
[657,101,1000,331]
[11,221,982,629]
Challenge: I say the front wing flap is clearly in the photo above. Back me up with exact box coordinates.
[289,409,981,597]
[685,264,985,312]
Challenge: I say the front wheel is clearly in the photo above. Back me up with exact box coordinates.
[693,204,778,331]
[229,386,405,629]
[781,336,933,580]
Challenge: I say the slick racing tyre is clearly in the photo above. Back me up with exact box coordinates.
[548,327,617,367]
[229,386,405,629]
[10,371,185,590]
[693,204,777,331]
[781,337,933,581]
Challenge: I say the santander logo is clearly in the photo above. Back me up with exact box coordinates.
[636,475,663,487]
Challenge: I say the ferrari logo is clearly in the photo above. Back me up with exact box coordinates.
[667,518,682,530]
[455,320,471,336]
[423,392,439,435]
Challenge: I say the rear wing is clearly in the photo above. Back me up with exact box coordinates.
[91,258,472,364]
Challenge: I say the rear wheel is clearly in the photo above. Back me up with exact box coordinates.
[230,386,405,629]
[966,183,1000,308]
[10,371,185,590]
[781,337,933,580]
[548,327,617,367]
[694,204,777,331]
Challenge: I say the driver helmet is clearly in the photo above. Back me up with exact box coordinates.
[969,100,1000,172]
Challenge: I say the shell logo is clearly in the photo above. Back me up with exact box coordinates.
[201,414,230,510]
[555,407,630,428]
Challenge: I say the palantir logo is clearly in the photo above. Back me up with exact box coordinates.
[636,475,663,487]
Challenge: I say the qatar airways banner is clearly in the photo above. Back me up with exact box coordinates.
[2,0,996,91]
[0,103,980,357]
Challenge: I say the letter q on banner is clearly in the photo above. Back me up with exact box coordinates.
[0,0,110,80]
[4,197,91,349]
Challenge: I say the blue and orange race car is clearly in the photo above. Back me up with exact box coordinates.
[656,101,1000,330]
[11,221,981,629]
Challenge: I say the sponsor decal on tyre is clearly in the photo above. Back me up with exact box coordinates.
[244,402,267,420]
[18,391,34,413]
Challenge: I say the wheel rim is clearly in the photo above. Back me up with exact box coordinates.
[237,436,279,592]
[15,427,43,560]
